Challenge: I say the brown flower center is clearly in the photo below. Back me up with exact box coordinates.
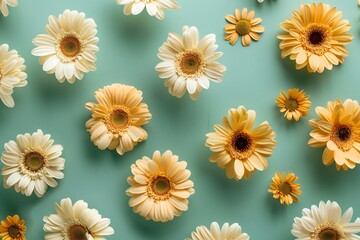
[337,126,351,141]
[318,228,339,240]
[68,224,88,240]
[331,124,354,152]
[8,225,20,238]
[309,30,325,46]
[227,132,255,160]
[24,151,45,172]
[285,98,298,111]
[279,182,291,195]
[301,24,331,55]
[176,50,205,79]
[105,107,131,133]
[151,176,171,195]
[111,109,129,128]
[235,20,251,35]
[60,36,81,57]
[233,132,252,152]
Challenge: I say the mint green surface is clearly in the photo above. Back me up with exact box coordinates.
[1,0,360,239]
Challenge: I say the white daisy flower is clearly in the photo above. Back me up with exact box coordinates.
[116,0,179,20]
[43,198,115,239]
[0,44,27,108]
[155,26,226,100]
[187,222,250,240]
[1,130,64,197]
[32,9,99,84]
[292,200,360,239]
[0,0,18,17]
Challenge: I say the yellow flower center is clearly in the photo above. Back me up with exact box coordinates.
[105,107,131,133]
[68,224,88,240]
[24,151,45,172]
[111,109,129,128]
[176,50,205,79]
[331,124,354,152]
[8,225,20,238]
[301,23,332,55]
[235,20,251,35]
[285,98,298,111]
[147,174,172,201]
[60,36,81,57]
[279,182,291,195]
[311,222,344,240]
[228,132,255,160]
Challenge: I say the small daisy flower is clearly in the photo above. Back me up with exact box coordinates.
[268,172,302,205]
[276,88,311,121]
[0,215,26,240]
[224,8,264,46]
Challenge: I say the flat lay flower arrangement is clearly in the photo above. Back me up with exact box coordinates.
[1,0,360,239]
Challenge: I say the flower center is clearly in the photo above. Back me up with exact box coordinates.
[235,20,251,35]
[8,225,20,238]
[301,24,331,55]
[285,98,298,111]
[337,126,351,141]
[111,109,129,128]
[331,124,354,152]
[147,174,172,201]
[105,107,131,133]
[309,30,325,46]
[318,228,339,240]
[176,50,205,79]
[24,151,45,172]
[233,132,252,152]
[279,182,291,195]
[227,132,255,160]
[60,36,81,57]
[68,224,88,240]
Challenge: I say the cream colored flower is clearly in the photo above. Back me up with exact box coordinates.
[126,150,195,222]
[155,26,226,100]
[116,0,179,20]
[43,198,114,239]
[1,130,65,197]
[268,172,302,205]
[308,99,360,170]
[187,222,250,240]
[224,8,264,46]
[278,3,352,73]
[292,200,360,239]
[205,106,277,181]
[276,88,311,121]
[32,9,99,83]
[85,83,151,155]
[0,44,27,108]
[0,0,17,17]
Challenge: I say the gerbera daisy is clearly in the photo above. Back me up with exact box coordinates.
[0,0,17,17]
[43,198,114,239]
[32,9,99,84]
[155,25,226,100]
[1,129,65,197]
[187,222,250,240]
[116,0,179,20]
[85,83,151,155]
[268,172,302,205]
[0,215,26,240]
[126,150,195,222]
[276,88,311,121]
[205,106,277,181]
[0,44,27,108]
[292,200,360,239]
[308,99,360,170]
[224,8,264,46]
[278,3,352,73]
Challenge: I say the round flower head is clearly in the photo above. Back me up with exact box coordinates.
[205,106,277,181]
[278,3,352,73]
[116,0,179,20]
[0,44,27,108]
[155,26,226,100]
[308,99,360,171]
[43,198,114,239]
[292,200,360,239]
[224,8,264,46]
[268,172,302,205]
[0,215,26,240]
[187,222,250,240]
[1,129,65,197]
[276,88,311,121]
[32,9,99,83]
[0,0,18,17]
[85,83,151,155]
[126,150,195,222]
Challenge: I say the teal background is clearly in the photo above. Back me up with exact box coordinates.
[1,0,360,239]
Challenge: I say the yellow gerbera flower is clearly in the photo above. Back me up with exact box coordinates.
[268,172,302,205]
[0,215,26,240]
[205,106,277,181]
[276,88,311,121]
[308,99,360,170]
[278,3,352,73]
[224,8,264,46]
